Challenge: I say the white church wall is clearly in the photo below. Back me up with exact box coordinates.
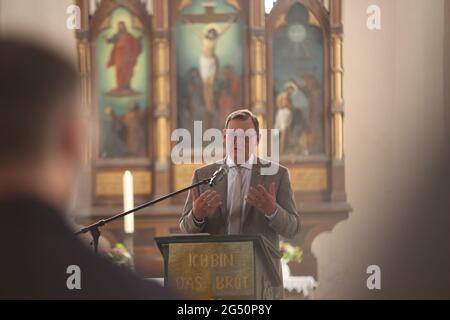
[313,0,445,298]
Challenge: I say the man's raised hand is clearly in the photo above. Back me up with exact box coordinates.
[192,189,222,221]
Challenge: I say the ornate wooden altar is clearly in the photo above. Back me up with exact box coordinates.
[74,0,350,280]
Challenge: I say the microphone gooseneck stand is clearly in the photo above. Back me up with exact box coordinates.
[75,166,228,254]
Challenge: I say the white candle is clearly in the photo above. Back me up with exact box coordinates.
[123,170,135,234]
[89,0,97,15]
[146,0,154,15]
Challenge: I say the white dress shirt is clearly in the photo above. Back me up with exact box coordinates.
[226,154,278,221]
[193,154,277,226]
[226,154,255,218]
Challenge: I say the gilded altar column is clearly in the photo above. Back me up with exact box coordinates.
[153,0,170,170]
[332,33,344,161]
[249,0,268,157]
[330,0,344,162]
[75,0,92,165]
[74,0,93,210]
[330,0,346,201]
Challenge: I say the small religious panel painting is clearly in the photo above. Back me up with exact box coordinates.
[96,7,150,159]
[175,0,246,137]
[272,3,325,157]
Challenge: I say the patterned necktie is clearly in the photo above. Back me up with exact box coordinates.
[229,166,244,235]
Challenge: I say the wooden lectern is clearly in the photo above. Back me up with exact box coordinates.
[155,234,283,300]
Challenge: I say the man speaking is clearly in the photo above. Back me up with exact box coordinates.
[180,110,301,287]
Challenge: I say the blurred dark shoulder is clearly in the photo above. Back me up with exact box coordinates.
[0,196,178,300]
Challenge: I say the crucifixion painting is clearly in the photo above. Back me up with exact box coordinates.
[182,14,236,119]
[177,0,244,132]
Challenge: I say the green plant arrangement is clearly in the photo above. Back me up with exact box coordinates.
[280,241,302,279]
[280,241,303,264]
[107,243,133,269]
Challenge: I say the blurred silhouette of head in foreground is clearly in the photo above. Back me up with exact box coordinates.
[0,39,179,300]
[0,38,83,211]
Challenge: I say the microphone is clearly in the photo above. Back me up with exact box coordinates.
[209,164,229,187]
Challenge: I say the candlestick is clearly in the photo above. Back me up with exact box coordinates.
[123,170,135,234]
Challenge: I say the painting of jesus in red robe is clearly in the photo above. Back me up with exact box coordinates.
[105,21,142,95]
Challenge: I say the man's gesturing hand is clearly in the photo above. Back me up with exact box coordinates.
[192,189,222,220]
[246,183,277,216]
